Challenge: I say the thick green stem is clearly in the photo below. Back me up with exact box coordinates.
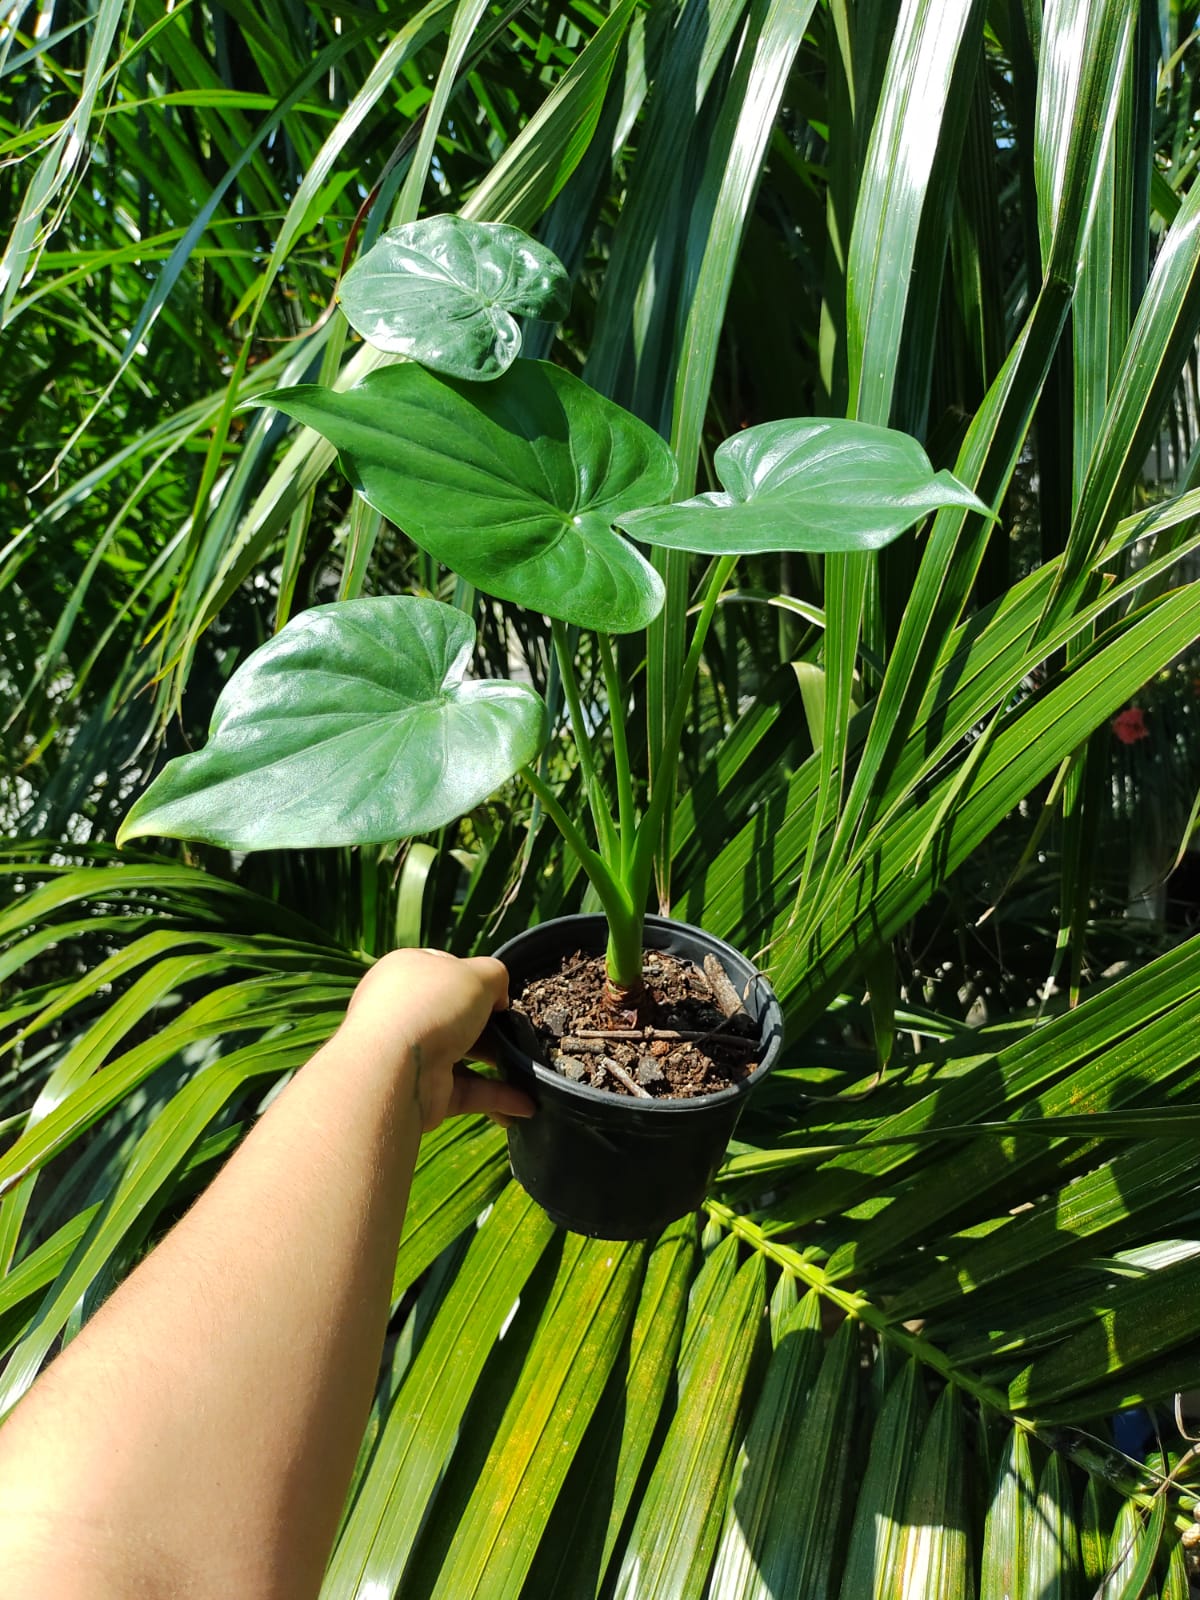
[519,766,643,986]
[603,914,645,992]
[631,555,738,908]
[597,632,636,874]
[551,620,620,866]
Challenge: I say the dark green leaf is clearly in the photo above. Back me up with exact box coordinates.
[256,361,674,633]
[837,1359,928,1600]
[979,1427,1036,1600]
[612,1252,766,1600]
[338,216,570,380]
[889,1385,972,1599]
[1026,1451,1081,1600]
[708,1288,825,1597]
[1009,1252,1200,1415]
[119,598,547,850]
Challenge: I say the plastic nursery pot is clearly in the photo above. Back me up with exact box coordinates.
[490,913,784,1240]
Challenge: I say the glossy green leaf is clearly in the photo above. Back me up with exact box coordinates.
[118,598,548,850]
[256,361,674,633]
[338,216,571,379]
[619,419,991,554]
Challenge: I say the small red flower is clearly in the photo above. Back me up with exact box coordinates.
[1111,707,1149,745]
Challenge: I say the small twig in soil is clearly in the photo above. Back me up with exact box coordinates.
[703,953,747,1018]
[571,1027,759,1050]
[597,1056,652,1099]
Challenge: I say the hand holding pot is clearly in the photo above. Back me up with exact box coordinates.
[343,948,534,1131]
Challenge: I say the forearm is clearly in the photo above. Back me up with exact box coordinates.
[0,1019,420,1600]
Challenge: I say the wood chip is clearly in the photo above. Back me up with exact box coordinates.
[559,1036,609,1055]
[704,953,747,1018]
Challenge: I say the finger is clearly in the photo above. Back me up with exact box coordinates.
[462,955,510,1012]
[450,1065,534,1122]
[462,1037,497,1068]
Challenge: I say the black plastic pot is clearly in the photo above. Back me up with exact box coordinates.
[490,914,784,1240]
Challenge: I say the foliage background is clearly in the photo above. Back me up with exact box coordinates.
[5,0,1200,1592]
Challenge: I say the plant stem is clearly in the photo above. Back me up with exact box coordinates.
[597,632,636,873]
[630,555,738,908]
[550,619,620,866]
[518,765,643,987]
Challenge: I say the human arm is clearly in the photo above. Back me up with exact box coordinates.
[0,949,532,1600]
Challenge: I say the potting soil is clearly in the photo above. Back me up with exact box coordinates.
[512,949,760,1099]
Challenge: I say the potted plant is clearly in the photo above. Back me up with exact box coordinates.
[118,215,988,1239]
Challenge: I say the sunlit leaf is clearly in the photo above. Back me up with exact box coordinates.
[119,598,548,850]
[255,361,674,633]
[619,419,992,554]
[339,216,570,379]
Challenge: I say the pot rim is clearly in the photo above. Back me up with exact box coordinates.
[491,911,784,1116]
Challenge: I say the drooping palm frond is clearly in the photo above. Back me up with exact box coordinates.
[4,847,1199,1592]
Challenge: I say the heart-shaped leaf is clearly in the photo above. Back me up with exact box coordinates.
[117,598,548,851]
[618,419,994,553]
[255,361,676,634]
[338,216,571,380]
